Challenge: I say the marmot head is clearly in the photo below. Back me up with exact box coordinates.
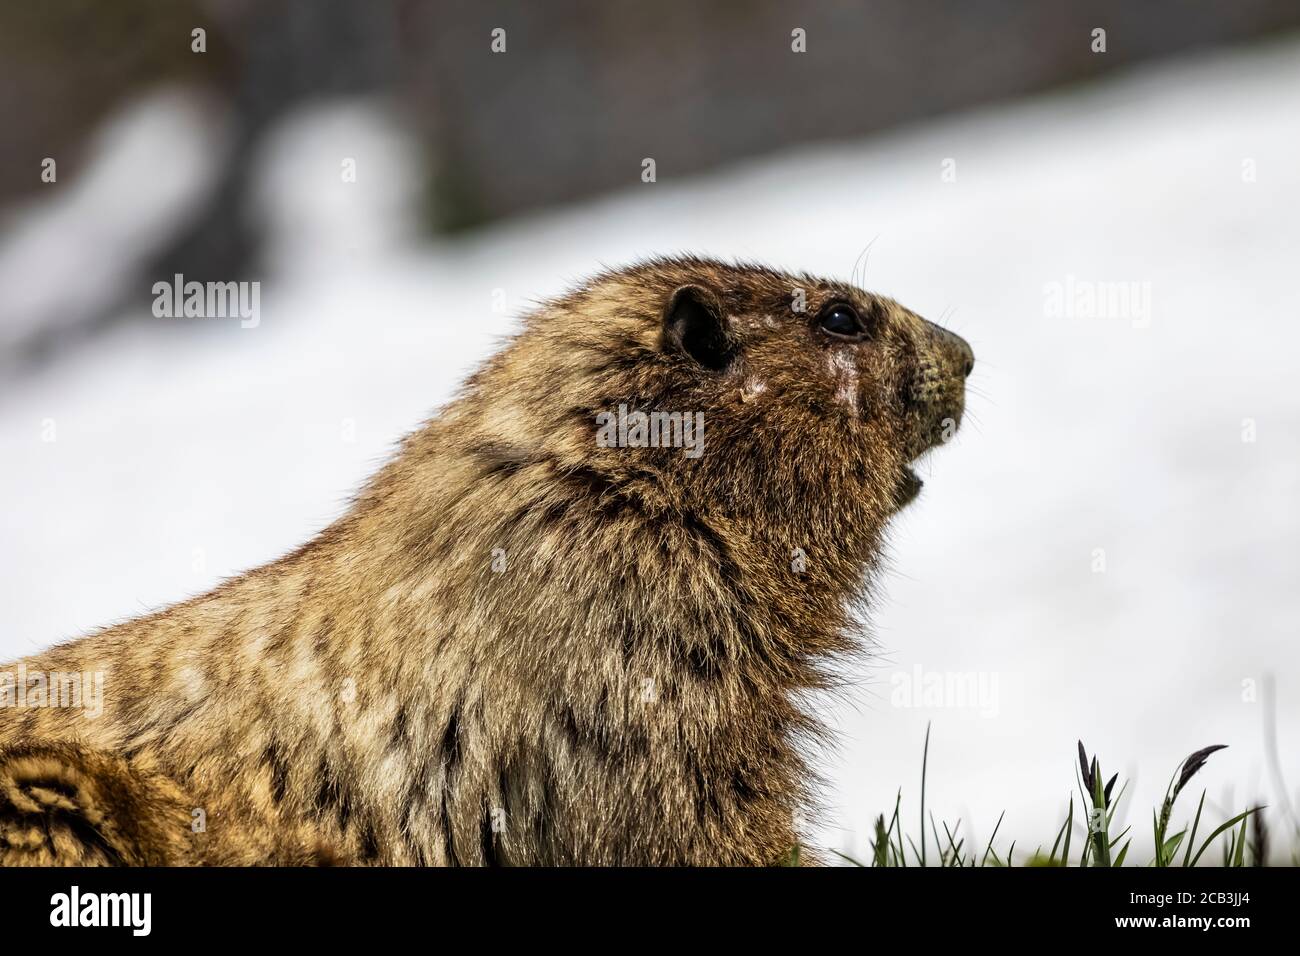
[460,257,973,560]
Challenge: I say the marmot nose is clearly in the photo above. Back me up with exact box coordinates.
[958,340,975,378]
[928,322,975,377]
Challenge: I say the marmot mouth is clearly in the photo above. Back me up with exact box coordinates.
[894,465,924,509]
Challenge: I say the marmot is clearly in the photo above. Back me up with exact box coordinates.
[0,257,973,866]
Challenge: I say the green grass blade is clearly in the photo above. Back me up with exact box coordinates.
[1114,838,1132,867]
[1181,790,1207,867]
[1061,794,1074,867]
[1189,808,1261,867]
[919,721,931,867]
[1231,814,1249,867]
[1049,809,1069,864]
[981,810,1006,866]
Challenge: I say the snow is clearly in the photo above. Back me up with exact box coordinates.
[0,88,231,353]
[2,37,1298,861]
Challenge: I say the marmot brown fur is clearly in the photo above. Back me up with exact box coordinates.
[0,257,973,866]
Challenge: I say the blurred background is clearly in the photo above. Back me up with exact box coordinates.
[2,1,1298,861]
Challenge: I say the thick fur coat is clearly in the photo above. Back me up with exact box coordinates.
[0,258,972,865]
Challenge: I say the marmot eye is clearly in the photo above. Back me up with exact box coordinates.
[819,304,864,338]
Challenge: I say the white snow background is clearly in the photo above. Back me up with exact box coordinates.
[2,37,1298,861]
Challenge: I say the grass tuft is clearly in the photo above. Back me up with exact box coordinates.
[815,731,1283,867]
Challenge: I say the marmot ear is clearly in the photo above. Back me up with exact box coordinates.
[662,284,733,371]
